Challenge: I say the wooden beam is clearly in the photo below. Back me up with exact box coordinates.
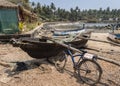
[97,56,120,66]
[79,37,120,47]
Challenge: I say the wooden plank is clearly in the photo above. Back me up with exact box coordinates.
[97,56,120,66]
[79,37,120,47]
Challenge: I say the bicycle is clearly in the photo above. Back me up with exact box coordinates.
[55,48,102,85]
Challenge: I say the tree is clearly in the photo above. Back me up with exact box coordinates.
[50,3,56,19]
[31,2,35,7]
[50,2,56,11]
[36,2,41,14]
[31,1,120,22]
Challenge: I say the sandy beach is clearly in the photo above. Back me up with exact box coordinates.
[0,32,119,86]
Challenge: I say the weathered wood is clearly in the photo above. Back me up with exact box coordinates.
[0,34,31,39]
[79,37,120,47]
[0,60,16,67]
[0,34,31,42]
[97,56,120,66]
[0,39,10,43]
[71,30,92,41]
[41,36,82,53]
[42,36,120,66]
[84,47,100,52]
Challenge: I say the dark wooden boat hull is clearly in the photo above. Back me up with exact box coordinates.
[67,39,88,48]
[20,43,64,59]
[13,37,88,59]
[108,33,120,43]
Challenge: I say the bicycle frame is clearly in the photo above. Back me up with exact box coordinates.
[65,49,85,68]
[60,49,102,85]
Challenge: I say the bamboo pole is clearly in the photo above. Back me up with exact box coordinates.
[0,60,16,67]
[97,56,120,66]
[84,47,100,52]
[79,37,120,47]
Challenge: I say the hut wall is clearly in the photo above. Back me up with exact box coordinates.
[0,8,19,34]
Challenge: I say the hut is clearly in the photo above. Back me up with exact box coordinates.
[0,0,19,34]
[18,5,38,23]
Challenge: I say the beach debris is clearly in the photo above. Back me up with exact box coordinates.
[38,64,53,74]
[0,69,12,83]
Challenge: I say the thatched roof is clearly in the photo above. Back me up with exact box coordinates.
[19,5,38,19]
[0,0,17,8]
[0,0,38,20]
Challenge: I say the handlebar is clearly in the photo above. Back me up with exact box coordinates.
[65,43,87,54]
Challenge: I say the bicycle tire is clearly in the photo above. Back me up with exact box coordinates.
[78,59,102,85]
[55,54,67,72]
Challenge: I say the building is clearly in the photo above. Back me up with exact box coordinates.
[0,0,19,34]
[0,0,38,34]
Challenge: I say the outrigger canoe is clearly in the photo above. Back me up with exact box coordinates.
[108,33,120,43]
[53,28,85,36]
[11,32,90,59]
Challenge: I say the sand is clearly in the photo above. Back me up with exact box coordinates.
[0,33,119,86]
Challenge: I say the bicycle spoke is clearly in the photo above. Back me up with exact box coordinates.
[78,59,102,85]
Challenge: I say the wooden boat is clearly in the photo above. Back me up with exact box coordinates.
[108,33,120,43]
[11,32,90,59]
[53,29,85,36]
[14,38,65,59]
[0,34,31,42]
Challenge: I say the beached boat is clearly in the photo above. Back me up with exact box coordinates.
[12,37,64,59]
[108,33,120,43]
[11,32,90,59]
[53,28,85,36]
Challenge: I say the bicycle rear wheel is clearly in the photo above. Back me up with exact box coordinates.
[78,59,102,85]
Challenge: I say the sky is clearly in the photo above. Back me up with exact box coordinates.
[30,0,120,10]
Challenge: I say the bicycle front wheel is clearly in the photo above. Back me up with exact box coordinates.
[55,53,67,72]
[78,59,102,85]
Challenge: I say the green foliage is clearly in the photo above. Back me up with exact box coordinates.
[32,2,120,22]
[8,0,120,22]
[25,21,40,31]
